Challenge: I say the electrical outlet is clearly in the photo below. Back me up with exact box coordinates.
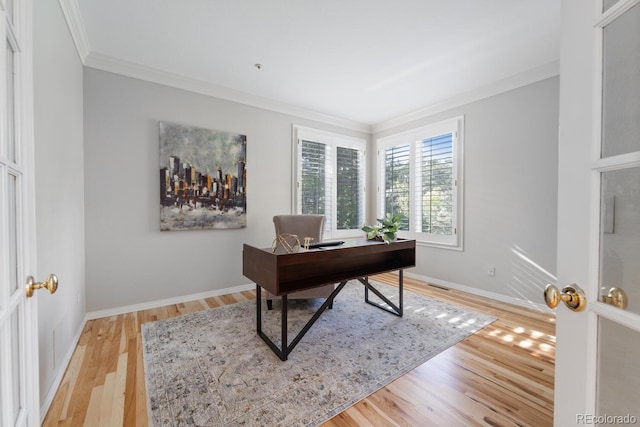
[488,266,495,277]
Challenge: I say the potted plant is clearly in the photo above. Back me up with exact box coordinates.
[362,213,404,244]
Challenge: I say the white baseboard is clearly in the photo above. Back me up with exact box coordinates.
[40,314,87,421]
[86,282,256,320]
[402,271,553,313]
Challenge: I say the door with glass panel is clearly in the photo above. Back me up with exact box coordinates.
[552,1,640,425]
[0,0,41,426]
[593,0,640,421]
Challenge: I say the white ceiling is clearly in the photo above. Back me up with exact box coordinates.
[73,0,561,127]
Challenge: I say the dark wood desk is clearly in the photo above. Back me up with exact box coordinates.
[242,239,416,360]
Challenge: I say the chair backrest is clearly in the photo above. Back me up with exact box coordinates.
[273,215,325,242]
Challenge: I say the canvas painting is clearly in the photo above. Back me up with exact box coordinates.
[159,121,247,231]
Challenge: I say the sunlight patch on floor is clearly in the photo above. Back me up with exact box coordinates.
[539,343,553,352]
[530,330,544,339]
[519,340,533,348]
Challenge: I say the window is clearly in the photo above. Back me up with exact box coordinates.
[294,126,366,239]
[377,117,464,249]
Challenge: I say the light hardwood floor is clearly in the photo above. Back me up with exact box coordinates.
[42,274,555,426]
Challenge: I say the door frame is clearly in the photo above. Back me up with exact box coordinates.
[0,0,40,425]
[22,0,41,422]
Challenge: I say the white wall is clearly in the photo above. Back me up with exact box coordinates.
[33,0,86,406]
[83,68,369,312]
[372,77,559,307]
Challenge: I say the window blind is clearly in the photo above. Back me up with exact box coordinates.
[384,144,411,231]
[336,146,364,230]
[295,126,367,238]
[417,133,454,235]
[377,116,463,249]
[300,140,331,227]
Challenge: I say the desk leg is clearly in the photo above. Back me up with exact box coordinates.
[399,269,404,315]
[256,285,262,335]
[281,294,287,360]
[256,281,348,361]
[360,270,404,317]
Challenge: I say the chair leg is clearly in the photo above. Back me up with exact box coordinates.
[267,299,273,310]
[328,300,333,309]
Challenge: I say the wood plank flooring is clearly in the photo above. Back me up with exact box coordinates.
[42,274,555,426]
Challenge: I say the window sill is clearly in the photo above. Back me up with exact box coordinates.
[415,240,464,251]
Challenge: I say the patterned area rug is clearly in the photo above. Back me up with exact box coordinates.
[142,280,496,426]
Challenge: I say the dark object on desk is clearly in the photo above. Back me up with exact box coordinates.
[306,241,344,249]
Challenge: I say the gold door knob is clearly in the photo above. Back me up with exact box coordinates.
[544,283,587,312]
[600,287,627,309]
[25,274,58,298]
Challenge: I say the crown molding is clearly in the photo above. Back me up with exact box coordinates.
[83,51,371,133]
[371,61,560,134]
[55,0,368,132]
[56,0,558,136]
[57,0,90,61]
[80,52,559,136]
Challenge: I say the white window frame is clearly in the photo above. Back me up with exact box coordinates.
[293,125,367,240]
[376,116,464,250]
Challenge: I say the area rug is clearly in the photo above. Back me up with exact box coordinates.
[142,279,496,426]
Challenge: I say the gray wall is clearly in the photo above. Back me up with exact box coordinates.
[372,77,559,306]
[83,68,369,312]
[34,0,86,405]
[84,69,558,312]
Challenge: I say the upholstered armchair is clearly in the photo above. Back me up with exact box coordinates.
[266,214,335,309]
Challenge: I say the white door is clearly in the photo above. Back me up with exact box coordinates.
[554,0,640,425]
[0,0,41,426]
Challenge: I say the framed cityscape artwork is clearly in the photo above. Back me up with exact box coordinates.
[159,121,247,231]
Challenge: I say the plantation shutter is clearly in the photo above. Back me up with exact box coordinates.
[336,146,364,230]
[377,116,462,248]
[300,140,332,231]
[295,126,367,238]
[384,145,411,231]
[416,133,454,236]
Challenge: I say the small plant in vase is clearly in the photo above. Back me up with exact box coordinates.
[362,213,404,244]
